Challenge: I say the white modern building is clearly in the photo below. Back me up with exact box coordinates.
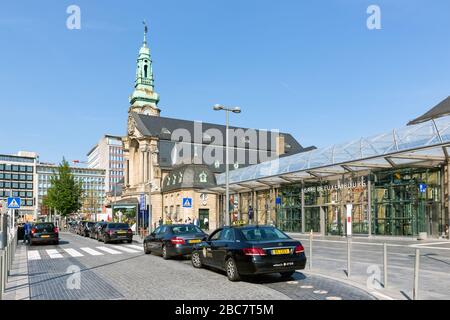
[87,135,125,193]
[36,163,106,220]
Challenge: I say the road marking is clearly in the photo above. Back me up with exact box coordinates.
[313,290,328,294]
[326,296,342,300]
[287,281,299,284]
[126,244,143,251]
[63,248,84,257]
[46,249,63,259]
[114,246,140,253]
[96,246,122,255]
[412,241,450,247]
[408,245,450,251]
[80,247,104,256]
[300,285,314,289]
[27,251,41,261]
[370,291,394,300]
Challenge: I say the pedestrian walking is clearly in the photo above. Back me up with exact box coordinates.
[158,217,163,226]
[203,217,209,230]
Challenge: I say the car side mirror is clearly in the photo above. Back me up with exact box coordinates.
[202,236,208,242]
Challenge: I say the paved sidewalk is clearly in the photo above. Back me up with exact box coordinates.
[3,243,30,300]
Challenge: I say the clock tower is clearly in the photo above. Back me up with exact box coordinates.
[129,21,160,116]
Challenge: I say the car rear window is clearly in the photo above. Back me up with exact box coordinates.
[107,223,129,229]
[171,225,203,235]
[34,223,54,231]
[240,227,289,241]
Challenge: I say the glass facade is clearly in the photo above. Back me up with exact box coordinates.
[275,167,445,237]
[0,162,35,208]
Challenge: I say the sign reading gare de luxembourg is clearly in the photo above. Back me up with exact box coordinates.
[302,178,367,193]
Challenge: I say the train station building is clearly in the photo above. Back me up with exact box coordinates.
[208,97,450,239]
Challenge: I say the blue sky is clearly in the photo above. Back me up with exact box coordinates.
[1,0,450,163]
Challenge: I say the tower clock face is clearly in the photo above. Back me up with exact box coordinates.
[143,109,151,115]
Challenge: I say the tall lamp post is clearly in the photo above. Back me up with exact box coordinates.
[213,104,241,226]
[144,181,152,236]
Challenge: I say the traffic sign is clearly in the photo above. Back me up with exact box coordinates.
[419,183,427,193]
[182,198,192,208]
[7,197,21,209]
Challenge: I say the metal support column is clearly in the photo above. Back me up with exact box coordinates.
[301,182,305,233]
[368,175,372,237]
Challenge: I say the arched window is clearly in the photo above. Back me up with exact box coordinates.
[144,65,148,78]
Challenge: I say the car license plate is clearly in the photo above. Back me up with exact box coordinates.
[271,248,290,255]
[117,231,126,234]
[41,235,50,238]
[189,239,201,244]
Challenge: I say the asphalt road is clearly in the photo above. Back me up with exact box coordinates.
[23,232,374,300]
[290,234,450,300]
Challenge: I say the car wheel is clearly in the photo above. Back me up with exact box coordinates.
[280,271,295,279]
[225,257,240,282]
[144,242,151,254]
[191,251,203,268]
[162,245,169,260]
[104,236,109,244]
[54,240,59,245]
[127,240,132,244]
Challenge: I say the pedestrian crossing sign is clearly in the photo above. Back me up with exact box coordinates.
[182,198,192,208]
[7,197,21,209]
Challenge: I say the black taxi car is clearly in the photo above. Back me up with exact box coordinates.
[144,224,207,259]
[191,225,306,281]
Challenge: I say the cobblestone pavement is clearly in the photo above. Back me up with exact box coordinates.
[288,234,450,300]
[21,232,375,300]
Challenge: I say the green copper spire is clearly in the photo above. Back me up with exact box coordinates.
[129,21,160,116]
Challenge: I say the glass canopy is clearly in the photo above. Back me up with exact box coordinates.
[215,115,450,187]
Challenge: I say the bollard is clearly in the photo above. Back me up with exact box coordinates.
[309,230,313,270]
[0,251,3,298]
[383,243,388,289]
[1,250,5,295]
[347,236,351,278]
[413,249,420,300]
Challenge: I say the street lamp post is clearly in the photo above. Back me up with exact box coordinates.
[213,104,241,226]
[144,181,152,236]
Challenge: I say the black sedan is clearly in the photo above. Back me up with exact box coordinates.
[143,224,208,259]
[30,222,59,245]
[191,225,306,281]
[99,223,133,244]
[90,222,106,239]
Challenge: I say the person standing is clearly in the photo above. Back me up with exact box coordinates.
[23,221,30,244]
[203,217,209,230]
[248,206,254,225]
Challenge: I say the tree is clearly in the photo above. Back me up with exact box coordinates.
[44,158,84,217]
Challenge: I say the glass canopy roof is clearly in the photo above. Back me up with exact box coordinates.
[215,115,450,187]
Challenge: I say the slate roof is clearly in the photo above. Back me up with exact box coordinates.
[408,96,450,125]
[130,112,315,154]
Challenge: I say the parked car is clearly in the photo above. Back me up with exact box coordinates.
[191,225,306,281]
[90,222,106,239]
[29,222,59,245]
[143,224,208,259]
[98,223,133,244]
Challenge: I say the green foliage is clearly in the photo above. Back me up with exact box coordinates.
[43,158,84,217]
